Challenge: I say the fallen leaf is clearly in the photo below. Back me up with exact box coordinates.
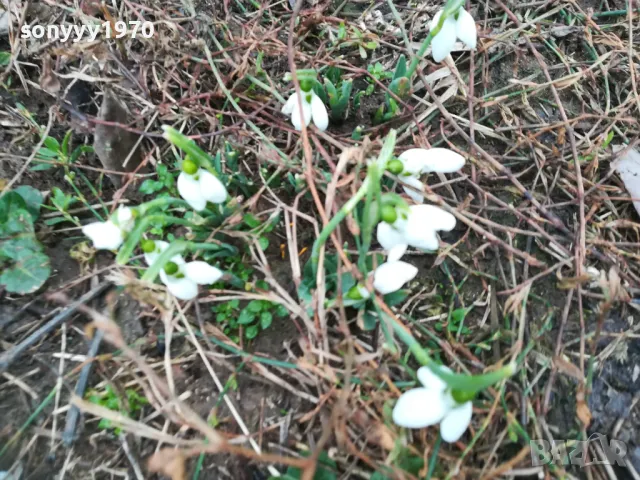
[552,355,583,381]
[576,386,592,427]
[612,145,640,217]
[147,448,186,480]
[93,91,143,187]
[40,55,60,94]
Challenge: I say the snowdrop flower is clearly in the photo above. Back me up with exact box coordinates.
[281,90,329,132]
[389,148,466,203]
[82,206,135,251]
[430,8,477,62]
[392,366,473,442]
[141,240,185,266]
[356,260,418,299]
[177,159,228,212]
[377,205,456,261]
[159,260,224,300]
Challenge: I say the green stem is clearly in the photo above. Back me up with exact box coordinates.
[388,315,515,392]
[426,434,442,479]
[311,177,370,278]
[137,197,191,216]
[142,241,235,282]
[116,215,201,265]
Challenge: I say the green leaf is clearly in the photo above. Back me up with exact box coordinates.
[139,179,164,195]
[43,136,60,152]
[36,147,59,159]
[393,54,407,80]
[61,130,73,156]
[237,308,256,325]
[245,324,259,339]
[30,163,55,171]
[247,300,263,313]
[13,186,43,220]
[388,77,410,100]
[383,290,408,307]
[0,192,27,224]
[285,450,337,480]
[362,311,378,331]
[0,51,10,66]
[0,246,50,294]
[260,311,273,329]
[258,236,269,251]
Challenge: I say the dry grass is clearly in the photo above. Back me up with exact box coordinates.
[1,0,640,479]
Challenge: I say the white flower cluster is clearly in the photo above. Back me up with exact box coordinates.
[430,8,477,62]
[282,89,329,132]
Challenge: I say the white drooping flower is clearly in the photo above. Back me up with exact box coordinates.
[395,148,466,203]
[392,366,473,443]
[159,261,224,300]
[430,8,477,62]
[281,90,329,132]
[177,165,228,212]
[377,205,456,261]
[357,260,419,298]
[82,206,135,251]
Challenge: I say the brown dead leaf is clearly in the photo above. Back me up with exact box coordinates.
[552,355,583,381]
[147,448,186,480]
[556,274,592,290]
[368,423,395,451]
[40,55,60,94]
[576,386,592,427]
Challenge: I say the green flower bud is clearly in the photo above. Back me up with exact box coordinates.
[380,204,397,224]
[351,125,363,141]
[141,239,156,253]
[300,79,314,92]
[346,285,365,300]
[451,389,476,404]
[182,158,198,175]
[164,261,179,276]
[387,158,404,175]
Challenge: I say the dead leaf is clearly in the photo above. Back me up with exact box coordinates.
[40,55,60,94]
[556,274,592,289]
[576,386,592,427]
[93,91,143,187]
[552,355,583,381]
[148,448,186,480]
[612,145,640,217]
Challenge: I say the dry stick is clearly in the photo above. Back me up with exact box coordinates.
[62,329,104,446]
[417,72,569,236]
[0,283,111,372]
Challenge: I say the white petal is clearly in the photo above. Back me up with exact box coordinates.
[115,206,135,232]
[388,244,408,262]
[310,93,329,131]
[400,175,425,203]
[456,9,477,49]
[417,365,451,391]
[377,222,407,251]
[373,261,418,294]
[430,16,457,62]
[357,285,371,299]
[281,93,298,116]
[410,205,456,232]
[291,95,312,131]
[392,388,448,428]
[400,148,466,174]
[440,401,473,442]
[177,172,207,211]
[82,221,123,250]
[159,270,199,300]
[183,261,223,285]
[399,151,427,175]
[198,170,228,204]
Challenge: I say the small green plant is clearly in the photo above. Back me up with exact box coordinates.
[87,385,148,434]
[32,129,93,171]
[213,296,288,341]
[313,67,353,122]
[373,55,410,124]
[334,23,378,59]
[0,186,50,294]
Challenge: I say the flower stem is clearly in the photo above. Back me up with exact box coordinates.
[388,314,516,392]
[141,241,229,282]
[116,214,199,265]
